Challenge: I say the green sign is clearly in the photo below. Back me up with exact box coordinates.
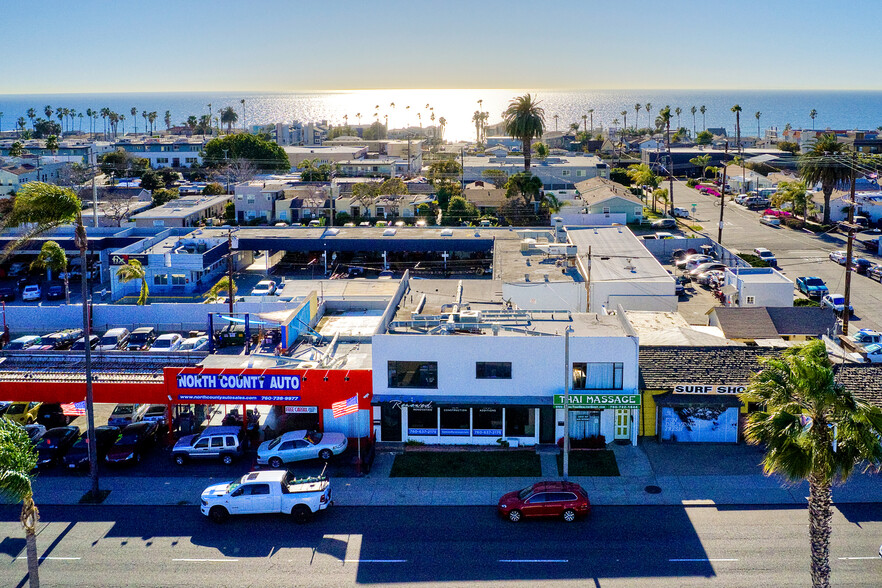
[554,393,641,409]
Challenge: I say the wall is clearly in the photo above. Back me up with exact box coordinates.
[502,281,587,312]
[376,272,411,335]
[589,280,677,314]
[551,213,627,226]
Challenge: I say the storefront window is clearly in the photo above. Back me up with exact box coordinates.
[440,407,470,436]
[505,407,535,437]
[407,406,437,436]
[572,362,623,390]
[475,362,512,379]
[568,410,601,439]
[473,407,502,436]
[388,361,438,389]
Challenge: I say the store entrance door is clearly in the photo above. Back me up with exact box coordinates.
[539,407,555,444]
[614,409,630,440]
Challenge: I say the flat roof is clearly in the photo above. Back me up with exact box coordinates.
[494,233,583,284]
[726,267,792,284]
[567,227,673,283]
[283,146,366,154]
[197,340,371,370]
[131,195,231,220]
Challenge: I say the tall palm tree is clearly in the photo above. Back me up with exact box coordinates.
[45,135,59,156]
[116,259,149,305]
[553,114,559,132]
[131,107,138,132]
[503,94,545,173]
[700,105,707,130]
[810,109,818,130]
[644,103,652,127]
[755,111,762,140]
[658,105,675,215]
[569,122,581,135]
[799,134,851,225]
[240,99,246,132]
[44,105,52,122]
[31,240,69,304]
[120,114,126,135]
[26,108,36,130]
[581,114,587,133]
[17,117,27,135]
[634,103,641,129]
[690,106,697,137]
[627,163,658,211]
[675,107,682,129]
[0,111,4,132]
[588,109,594,133]
[100,107,110,139]
[164,110,172,131]
[472,110,483,144]
[438,117,446,143]
[689,154,712,179]
[142,111,148,135]
[220,107,238,134]
[620,111,628,134]
[741,340,882,588]
[2,182,101,499]
[77,112,83,132]
[0,418,41,588]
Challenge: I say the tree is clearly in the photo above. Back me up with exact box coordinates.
[799,134,851,225]
[545,194,563,214]
[741,340,882,588]
[380,177,409,216]
[732,104,742,151]
[634,103,641,129]
[445,195,479,225]
[504,172,543,204]
[203,134,289,173]
[0,418,41,588]
[778,141,800,155]
[164,110,172,131]
[298,159,332,182]
[203,182,225,196]
[695,130,713,145]
[33,119,61,139]
[755,111,762,141]
[203,276,237,302]
[220,106,238,133]
[481,168,508,187]
[689,154,712,178]
[610,167,633,187]
[499,195,543,226]
[31,240,70,304]
[503,94,545,172]
[690,106,697,137]
[351,181,381,214]
[658,106,675,216]
[99,150,149,178]
[700,105,707,130]
[139,169,165,191]
[810,109,818,130]
[223,201,236,221]
[773,180,810,222]
[533,142,549,160]
[116,259,149,305]
[9,141,24,157]
[674,107,682,129]
[2,182,100,500]
[362,121,386,140]
[653,188,669,212]
[151,188,179,207]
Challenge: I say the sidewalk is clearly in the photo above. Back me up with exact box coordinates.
[21,441,882,508]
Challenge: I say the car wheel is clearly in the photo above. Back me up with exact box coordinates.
[209,506,229,524]
[268,457,283,469]
[562,509,577,522]
[174,454,186,466]
[319,449,332,461]
[508,509,522,523]
[221,454,234,466]
[291,504,313,524]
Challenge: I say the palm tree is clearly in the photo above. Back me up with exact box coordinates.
[0,111,4,132]
[120,114,126,135]
[472,110,483,144]
[553,114,559,132]
[689,154,712,179]
[240,99,246,132]
[675,107,682,129]
[634,103,641,129]
[581,114,587,133]
[16,117,26,135]
[45,135,59,155]
[700,105,707,130]
[203,276,237,316]
[116,259,149,305]
[755,111,762,140]
[627,163,658,211]
[545,194,563,214]
[644,103,652,127]
[588,109,594,133]
[100,107,110,139]
[31,240,69,304]
[2,182,101,500]
[207,103,212,135]
[44,105,52,122]
[56,111,64,135]
[774,180,810,222]
[620,111,628,135]
[0,418,41,588]
[164,110,172,131]
[659,105,675,215]
[690,106,697,137]
[503,94,545,173]
[142,111,148,135]
[86,109,93,136]
[731,104,742,150]
[148,112,157,134]
[77,112,84,132]
[220,107,238,134]
[741,340,882,588]
[26,108,36,130]
[438,117,446,143]
[356,112,362,127]
[810,109,818,130]
[799,134,851,225]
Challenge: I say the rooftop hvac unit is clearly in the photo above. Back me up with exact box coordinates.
[520,238,537,252]
[457,311,482,323]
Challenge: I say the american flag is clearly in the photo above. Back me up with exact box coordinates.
[331,395,359,418]
[61,400,86,417]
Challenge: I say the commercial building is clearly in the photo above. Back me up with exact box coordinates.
[722,266,793,308]
[130,194,232,228]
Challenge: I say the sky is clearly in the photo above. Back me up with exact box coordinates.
[3,0,882,94]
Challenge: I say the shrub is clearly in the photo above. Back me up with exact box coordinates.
[794,298,820,307]
[739,253,769,268]
[783,217,805,230]
[686,178,699,188]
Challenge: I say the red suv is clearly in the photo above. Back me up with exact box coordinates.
[498,481,591,522]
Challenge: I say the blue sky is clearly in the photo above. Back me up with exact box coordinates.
[4,0,881,93]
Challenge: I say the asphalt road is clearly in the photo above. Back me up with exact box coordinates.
[671,180,882,332]
[1,504,880,587]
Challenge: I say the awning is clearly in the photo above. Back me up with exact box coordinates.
[372,394,552,406]
[653,392,742,408]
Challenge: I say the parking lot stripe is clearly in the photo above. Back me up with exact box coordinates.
[16,557,81,561]
[499,559,568,563]
[669,558,738,562]
[343,559,407,563]
[172,558,239,562]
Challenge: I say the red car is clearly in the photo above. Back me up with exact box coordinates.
[498,481,591,522]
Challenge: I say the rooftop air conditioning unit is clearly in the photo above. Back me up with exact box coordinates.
[458,311,482,323]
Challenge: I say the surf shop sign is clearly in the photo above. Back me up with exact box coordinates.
[673,383,746,395]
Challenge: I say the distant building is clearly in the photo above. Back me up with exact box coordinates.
[461,154,608,194]
[130,194,232,228]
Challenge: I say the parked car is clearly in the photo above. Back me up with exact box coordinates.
[796,277,829,299]
[689,262,728,277]
[829,250,848,264]
[141,404,168,426]
[0,286,16,302]
[149,333,183,352]
[172,425,243,466]
[105,421,158,465]
[651,218,677,230]
[251,280,278,296]
[62,425,120,469]
[3,402,41,425]
[37,403,72,428]
[8,262,27,277]
[70,335,100,350]
[21,285,42,301]
[39,329,84,351]
[861,238,879,253]
[672,207,690,218]
[498,481,591,523]
[4,336,43,351]
[179,336,209,352]
[97,328,130,351]
[821,293,854,315]
[126,327,157,351]
[34,426,80,468]
[684,256,715,271]
[696,270,726,286]
[256,430,348,468]
[24,424,47,444]
[759,215,781,227]
[45,284,65,301]
[676,253,712,269]
[200,470,332,524]
[851,257,875,274]
[753,247,777,266]
[107,403,147,427]
[868,265,882,283]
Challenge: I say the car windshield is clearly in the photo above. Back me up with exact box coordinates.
[112,406,133,416]
[36,432,66,448]
[517,486,534,500]
[267,437,283,450]
[6,404,25,414]
[99,336,118,346]
[146,406,164,416]
[305,432,322,445]
[805,278,824,286]
[117,434,139,445]
[70,438,89,449]
[833,297,845,304]
[129,333,150,343]
[152,338,172,348]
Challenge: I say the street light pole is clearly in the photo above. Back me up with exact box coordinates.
[562,326,571,481]
[842,151,858,336]
[718,157,728,244]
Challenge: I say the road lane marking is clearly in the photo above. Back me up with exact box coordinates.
[669,558,738,562]
[172,558,239,562]
[499,559,568,563]
[838,557,878,560]
[16,557,81,561]
[343,559,407,563]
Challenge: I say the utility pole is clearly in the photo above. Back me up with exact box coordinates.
[226,229,235,316]
[90,146,98,228]
[718,150,729,244]
[842,151,857,336]
[562,326,571,480]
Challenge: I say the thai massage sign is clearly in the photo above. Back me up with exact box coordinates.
[673,384,746,395]
[554,394,641,409]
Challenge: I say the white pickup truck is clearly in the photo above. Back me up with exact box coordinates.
[200,469,331,523]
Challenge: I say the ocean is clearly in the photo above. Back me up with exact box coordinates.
[2,89,881,142]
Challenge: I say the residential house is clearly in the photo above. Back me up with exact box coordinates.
[570,177,644,224]
[722,267,793,308]
[707,306,837,343]
[283,145,367,168]
[461,154,608,196]
[129,194,232,228]
[113,137,205,168]
[463,183,507,215]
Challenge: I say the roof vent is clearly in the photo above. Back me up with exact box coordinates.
[383,228,397,236]
[441,229,453,236]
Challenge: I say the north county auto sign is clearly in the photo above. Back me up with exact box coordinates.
[110,253,149,266]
